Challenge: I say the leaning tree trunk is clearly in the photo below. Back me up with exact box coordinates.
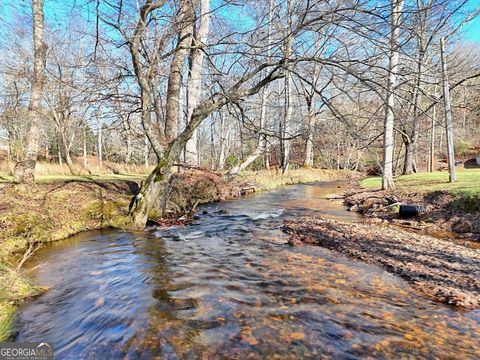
[130,145,183,227]
[382,0,404,190]
[60,132,76,175]
[13,0,46,184]
[227,140,279,177]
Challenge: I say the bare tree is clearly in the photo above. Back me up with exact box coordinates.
[184,0,210,166]
[13,0,46,184]
[382,0,404,190]
[440,37,456,182]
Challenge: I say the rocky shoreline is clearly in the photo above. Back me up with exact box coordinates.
[283,217,480,308]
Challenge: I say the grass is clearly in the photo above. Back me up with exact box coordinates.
[0,265,47,341]
[0,173,147,184]
[361,168,480,195]
[0,159,152,181]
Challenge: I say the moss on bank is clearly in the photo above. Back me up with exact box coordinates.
[0,180,136,340]
[0,168,358,340]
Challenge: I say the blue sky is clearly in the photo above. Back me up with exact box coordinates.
[463,16,480,42]
[0,0,479,42]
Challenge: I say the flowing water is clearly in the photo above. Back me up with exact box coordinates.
[15,182,480,359]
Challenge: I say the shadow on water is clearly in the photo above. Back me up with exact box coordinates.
[15,181,480,359]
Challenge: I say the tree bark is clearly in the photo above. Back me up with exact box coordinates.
[227,140,279,177]
[280,0,293,174]
[185,0,210,166]
[217,112,230,170]
[13,0,46,184]
[165,0,194,142]
[304,96,316,168]
[440,37,456,183]
[428,85,437,172]
[382,0,404,190]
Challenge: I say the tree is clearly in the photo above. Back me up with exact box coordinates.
[184,0,210,166]
[13,0,46,184]
[440,37,456,182]
[382,0,404,190]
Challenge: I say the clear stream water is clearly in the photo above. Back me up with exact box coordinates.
[15,182,480,359]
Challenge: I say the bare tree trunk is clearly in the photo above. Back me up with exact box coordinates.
[13,0,46,184]
[440,37,456,182]
[382,0,404,190]
[403,51,425,174]
[58,142,63,166]
[428,84,437,172]
[98,118,103,170]
[60,131,76,175]
[257,0,273,170]
[83,123,88,168]
[280,0,293,174]
[304,97,315,167]
[185,0,210,166]
[144,136,150,167]
[218,113,229,170]
[227,140,279,177]
[165,1,193,142]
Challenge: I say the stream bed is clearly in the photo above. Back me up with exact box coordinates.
[15,181,480,359]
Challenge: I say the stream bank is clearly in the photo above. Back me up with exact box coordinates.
[343,188,480,242]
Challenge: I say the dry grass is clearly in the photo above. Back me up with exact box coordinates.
[0,159,153,179]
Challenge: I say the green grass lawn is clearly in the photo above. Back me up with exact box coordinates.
[0,173,148,184]
[362,168,480,195]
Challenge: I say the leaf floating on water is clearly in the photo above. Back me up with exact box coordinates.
[382,313,395,321]
[95,297,105,307]
[90,271,103,276]
[290,332,305,341]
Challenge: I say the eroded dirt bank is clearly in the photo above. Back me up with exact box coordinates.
[283,217,480,308]
[342,189,480,242]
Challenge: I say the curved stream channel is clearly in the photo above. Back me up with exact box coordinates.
[15,181,480,359]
